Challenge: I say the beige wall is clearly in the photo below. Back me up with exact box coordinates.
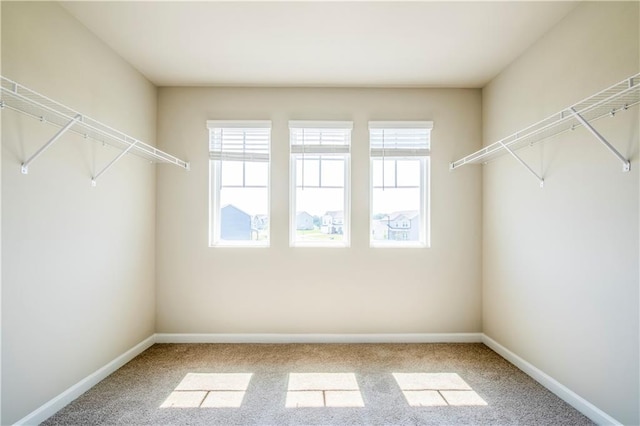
[0,3,3,422]
[156,87,482,334]
[7,1,635,424]
[482,2,639,424]
[1,2,157,424]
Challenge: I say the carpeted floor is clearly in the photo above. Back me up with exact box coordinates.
[43,343,593,425]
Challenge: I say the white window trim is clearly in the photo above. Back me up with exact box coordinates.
[369,157,429,249]
[289,120,353,129]
[207,120,272,129]
[369,121,433,129]
[209,162,271,248]
[289,121,352,248]
[208,121,271,248]
[368,121,432,248]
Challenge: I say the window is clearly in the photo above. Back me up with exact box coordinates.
[289,121,352,247]
[208,121,270,247]
[369,121,432,247]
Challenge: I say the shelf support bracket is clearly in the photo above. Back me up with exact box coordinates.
[91,141,138,187]
[500,142,545,188]
[570,107,630,172]
[21,114,82,174]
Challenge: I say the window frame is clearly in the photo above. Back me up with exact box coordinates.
[289,120,352,248]
[369,121,432,248]
[208,120,271,248]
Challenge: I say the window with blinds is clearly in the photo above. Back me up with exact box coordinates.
[289,121,352,247]
[369,121,432,247]
[208,121,271,247]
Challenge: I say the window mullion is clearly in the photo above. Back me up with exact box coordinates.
[382,130,386,191]
[242,130,246,187]
[215,160,222,243]
[301,129,305,190]
[217,129,224,189]
[394,159,398,188]
[420,157,426,243]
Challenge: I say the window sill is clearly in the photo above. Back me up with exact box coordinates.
[370,241,428,248]
[209,242,270,248]
[290,241,350,248]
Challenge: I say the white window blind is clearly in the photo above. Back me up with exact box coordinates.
[369,121,432,157]
[208,121,271,162]
[289,121,352,154]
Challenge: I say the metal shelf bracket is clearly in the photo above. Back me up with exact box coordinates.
[500,142,544,188]
[21,114,82,174]
[91,140,139,187]
[569,107,630,172]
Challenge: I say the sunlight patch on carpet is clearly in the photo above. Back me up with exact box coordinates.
[393,373,487,407]
[286,373,364,408]
[161,373,253,408]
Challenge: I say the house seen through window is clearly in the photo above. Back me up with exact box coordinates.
[208,121,270,247]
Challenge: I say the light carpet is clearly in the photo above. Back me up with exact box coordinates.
[43,343,593,425]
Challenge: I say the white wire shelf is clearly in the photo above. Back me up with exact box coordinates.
[0,75,189,183]
[450,73,640,174]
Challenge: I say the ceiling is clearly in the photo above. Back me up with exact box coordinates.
[61,1,578,88]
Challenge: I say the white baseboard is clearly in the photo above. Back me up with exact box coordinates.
[481,334,621,426]
[14,335,155,426]
[15,333,619,426]
[10,332,479,424]
[154,332,484,344]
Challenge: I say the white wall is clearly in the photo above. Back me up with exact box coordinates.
[1,3,157,424]
[482,2,639,424]
[156,87,482,334]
